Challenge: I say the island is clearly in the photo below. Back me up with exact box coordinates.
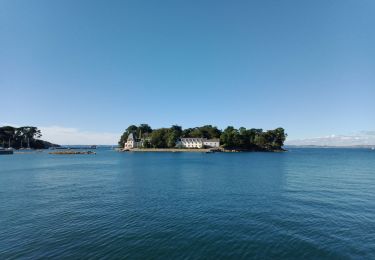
[0,126,59,149]
[119,124,287,152]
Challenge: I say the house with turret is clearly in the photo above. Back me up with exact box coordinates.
[124,133,143,149]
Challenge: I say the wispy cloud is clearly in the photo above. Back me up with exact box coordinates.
[286,131,375,146]
[39,126,119,145]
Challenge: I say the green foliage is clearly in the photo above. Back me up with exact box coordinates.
[182,125,221,139]
[221,127,287,151]
[138,124,152,135]
[0,126,50,149]
[148,126,183,148]
[166,125,182,148]
[118,132,129,148]
[142,139,152,148]
[150,128,169,148]
[220,126,238,148]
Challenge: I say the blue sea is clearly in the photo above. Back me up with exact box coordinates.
[1,148,374,259]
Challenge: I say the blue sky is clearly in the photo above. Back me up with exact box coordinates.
[1,0,374,144]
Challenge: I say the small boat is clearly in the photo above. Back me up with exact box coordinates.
[0,147,14,155]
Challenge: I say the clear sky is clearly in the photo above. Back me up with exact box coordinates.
[1,0,374,145]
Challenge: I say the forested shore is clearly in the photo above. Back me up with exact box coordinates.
[0,126,58,149]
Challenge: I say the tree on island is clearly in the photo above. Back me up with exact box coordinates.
[0,126,16,148]
[148,126,182,148]
[220,127,287,151]
[182,125,221,139]
[0,126,57,149]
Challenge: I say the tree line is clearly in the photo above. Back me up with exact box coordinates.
[119,124,287,151]
[0,126,54,149]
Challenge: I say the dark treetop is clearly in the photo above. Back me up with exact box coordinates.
[0,126,59,149]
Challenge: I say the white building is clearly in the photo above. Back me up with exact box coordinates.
[203,139,220,148]
[124,133,142,149]
[178,138,220,149]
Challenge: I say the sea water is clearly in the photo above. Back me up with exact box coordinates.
[0,148,374,258]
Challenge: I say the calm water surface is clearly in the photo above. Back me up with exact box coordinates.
[1,148,374,259]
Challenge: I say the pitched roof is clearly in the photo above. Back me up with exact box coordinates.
[180,138,206,142]
[180,138,220,142]
[127,133,136,141]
